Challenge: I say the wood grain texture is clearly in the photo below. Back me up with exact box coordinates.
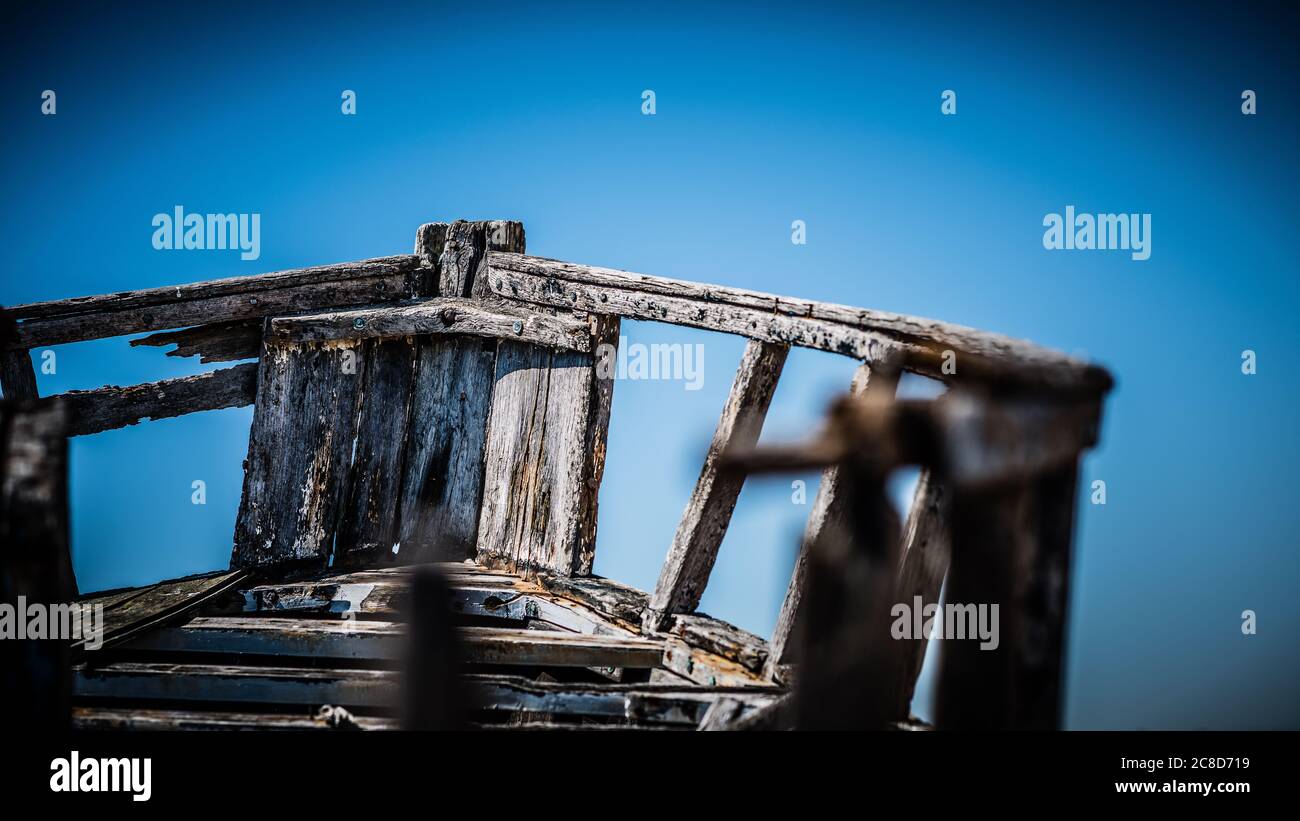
[130,320,262,363]
[125,618,666,669]
[269,298,591,352]
[644,340,788,632]
[766,363,895,676]
[56,364,258,437]
[0,350,38,400]
[396,336,498,563]
[10,257,417,348]
[231,340,364,569]
[488,253,1112,393]
[334,337,417,565]
[475,316,620,577]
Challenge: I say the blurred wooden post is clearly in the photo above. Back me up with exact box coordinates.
[766,361,897,680]
[0,399,74,732]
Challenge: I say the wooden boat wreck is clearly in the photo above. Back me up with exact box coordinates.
[0,219,1112,730]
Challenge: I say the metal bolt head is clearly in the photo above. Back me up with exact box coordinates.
[512,320,524,335]
[353,318,366,330]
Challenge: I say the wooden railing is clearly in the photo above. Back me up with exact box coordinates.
[0,218,1111,728]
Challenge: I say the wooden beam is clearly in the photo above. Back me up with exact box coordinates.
[766,362,896,678]
[475,315,620,577]
[670,613,769,673]
[8,256,419,349]
[0,399,73,731]
[130,320,262,363]
[887,469,952,714]
[124,618,667,669]
[644,340,788,632]
[268,298,592,352]
[231,340,365,569]
[487,252,1113,394]
[0,350,38,400]
[73,707,398,731]
[54,363,258,437]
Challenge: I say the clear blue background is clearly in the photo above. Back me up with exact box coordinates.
[3,0,1296,728]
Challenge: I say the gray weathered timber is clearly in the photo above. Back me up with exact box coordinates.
[333,337,416,565]
[56,363,258,437]
[537,572,649,627]
[79,570,249,653]
[766,363,895,677]
[10,257,419,349]
[269,298,591,352]
[435,220,526,299]
[73,707,398,732]
[0,350,38,399]
[470,675,778,726]
[661,639,775,688]
[396,336,498,563]
[231,340,364,569]
[74,661,398,709]
[124,618,665,669]
[670,614,769,673]
[644,340,788,632]
[130,320,262,363]
[413,223,449,293]
[487,252,1112,393]
[491,264,913,369]
[476,316,620,577]
[888,469,951,713]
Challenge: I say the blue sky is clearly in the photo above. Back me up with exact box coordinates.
[2,0,1296,728]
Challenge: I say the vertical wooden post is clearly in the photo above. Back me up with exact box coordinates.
[644,339,788,633]
[1,311,39,401]
[0,400,73,732]
[765,361,898,679]
[794,428,907,729]
[887,469,952,714]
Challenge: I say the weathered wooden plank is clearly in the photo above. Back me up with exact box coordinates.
[661,638,776,688]
[766,362,895,678]
[0,350,38,399]
[470,675,778,726]
[130,320,262,363]
[476,317,619,577]
[80,570,250,653]
[488,252,1112,393]
[269,299,592,352]
[125,617,665,668]
[644,340,788,632]
[536,573,649,627]
[0,399,73,731]
[12,259,416,349]
[74,661,397,709]
[73,707,398,731]
[231,340,365,569]
[74,663,775,725]
[55,363,258,437]
[12,256,419,321]
[888,469,951,714]
[334,337,417,565]
[396,336,498,563]
[670,613,769,673]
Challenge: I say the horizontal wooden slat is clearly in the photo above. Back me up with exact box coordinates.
[123,618,664,668]
[488,252,1113,393]
[669,614,769,673]
[10,257,418,348]
[74,664,777,725]
[11,256,419,320]
[75,661,396,708]
[56,363,258,436]
[73,707,398,731]
[268,298,593,352]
